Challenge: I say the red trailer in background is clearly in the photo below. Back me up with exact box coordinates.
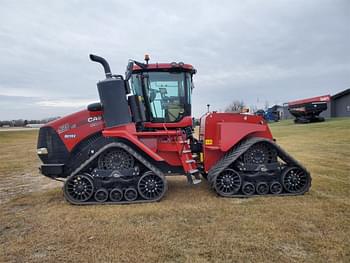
[288,95,331,123]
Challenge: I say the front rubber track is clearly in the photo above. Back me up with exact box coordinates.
[63,142,167,205]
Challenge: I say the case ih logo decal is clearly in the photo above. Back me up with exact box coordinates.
[58,116,103,134]
[88,116,102,123]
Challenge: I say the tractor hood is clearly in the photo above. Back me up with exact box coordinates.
[40,109,104,152]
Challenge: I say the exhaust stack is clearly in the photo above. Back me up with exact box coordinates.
[89,54,112,78]
[89,54,132,128]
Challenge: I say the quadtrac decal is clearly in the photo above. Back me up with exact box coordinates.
[64,134,77,139]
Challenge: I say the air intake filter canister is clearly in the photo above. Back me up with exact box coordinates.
[97,78,131,128]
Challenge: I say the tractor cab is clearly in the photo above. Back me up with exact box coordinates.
[126,56,196,123]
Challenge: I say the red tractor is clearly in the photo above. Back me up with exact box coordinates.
[37,54,311,204]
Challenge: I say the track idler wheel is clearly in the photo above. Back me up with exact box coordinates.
[98,148,134,170]
[124,188,138,201]
[242,182,255,196]
[94,188,109,202]
[64,174,94,203]
[243,142,277,164]
[109,188,123,202]
[137,171,166,200]
[281,167,310,194]
[256,182,269,195]
[214,169,242,196]
[270,181,283,194]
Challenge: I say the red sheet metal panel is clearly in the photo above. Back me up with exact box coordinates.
[200,112,273,172]
[288,95,331,106]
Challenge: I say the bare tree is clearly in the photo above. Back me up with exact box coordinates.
[250,105,258,114]
[225,100,245,113]
[264,100,269,110]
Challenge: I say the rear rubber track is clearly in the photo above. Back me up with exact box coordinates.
[207,137,311,197]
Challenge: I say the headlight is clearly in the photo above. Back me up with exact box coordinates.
[37,148,48,155]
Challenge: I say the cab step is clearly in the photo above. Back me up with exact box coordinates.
[186,173,202,185]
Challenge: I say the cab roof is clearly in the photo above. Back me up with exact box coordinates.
[132,62,196,74]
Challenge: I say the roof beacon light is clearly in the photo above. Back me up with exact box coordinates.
[144,54,150,64]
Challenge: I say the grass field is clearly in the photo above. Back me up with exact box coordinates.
[0,118,349,262]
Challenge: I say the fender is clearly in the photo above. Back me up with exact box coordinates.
[217,122,272,151]
[200,112,274,172]
[103,124,165,162]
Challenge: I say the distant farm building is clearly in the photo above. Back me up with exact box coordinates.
[25,124,44,128]
[330,89,350,117]
[270,105,284,120]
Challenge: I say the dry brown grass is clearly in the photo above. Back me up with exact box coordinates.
[1,119,350,263]
[0,131,59,204]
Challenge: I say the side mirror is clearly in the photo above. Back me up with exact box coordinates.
[190,75,195,91]
[125,61,134,81]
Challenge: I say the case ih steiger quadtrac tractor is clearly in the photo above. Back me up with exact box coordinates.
[37,54,311,204]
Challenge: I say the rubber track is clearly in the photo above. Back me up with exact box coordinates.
[64,142,168,205]
[207,137,311,197]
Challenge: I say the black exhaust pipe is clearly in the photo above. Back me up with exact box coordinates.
[89,54,112,78]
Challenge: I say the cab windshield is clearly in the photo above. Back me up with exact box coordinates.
[130,71,191,122]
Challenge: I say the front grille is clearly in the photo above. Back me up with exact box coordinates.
[37,126,69,164]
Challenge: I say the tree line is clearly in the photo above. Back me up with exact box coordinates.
[224,100,272,113]
[0,117,60,127]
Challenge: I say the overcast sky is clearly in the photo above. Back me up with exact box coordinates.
[0,0,349,120]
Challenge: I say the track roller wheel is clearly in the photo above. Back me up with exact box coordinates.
[270,181,283,194]
[94,188,109,202]
[64,174,94,203]
[137,171,166,200]
[242,182,255,196]
[109,188,123,202]
[256,182,269,195]
[281,167,310,194]
[214,169,242,196]
[124,188,138,201]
